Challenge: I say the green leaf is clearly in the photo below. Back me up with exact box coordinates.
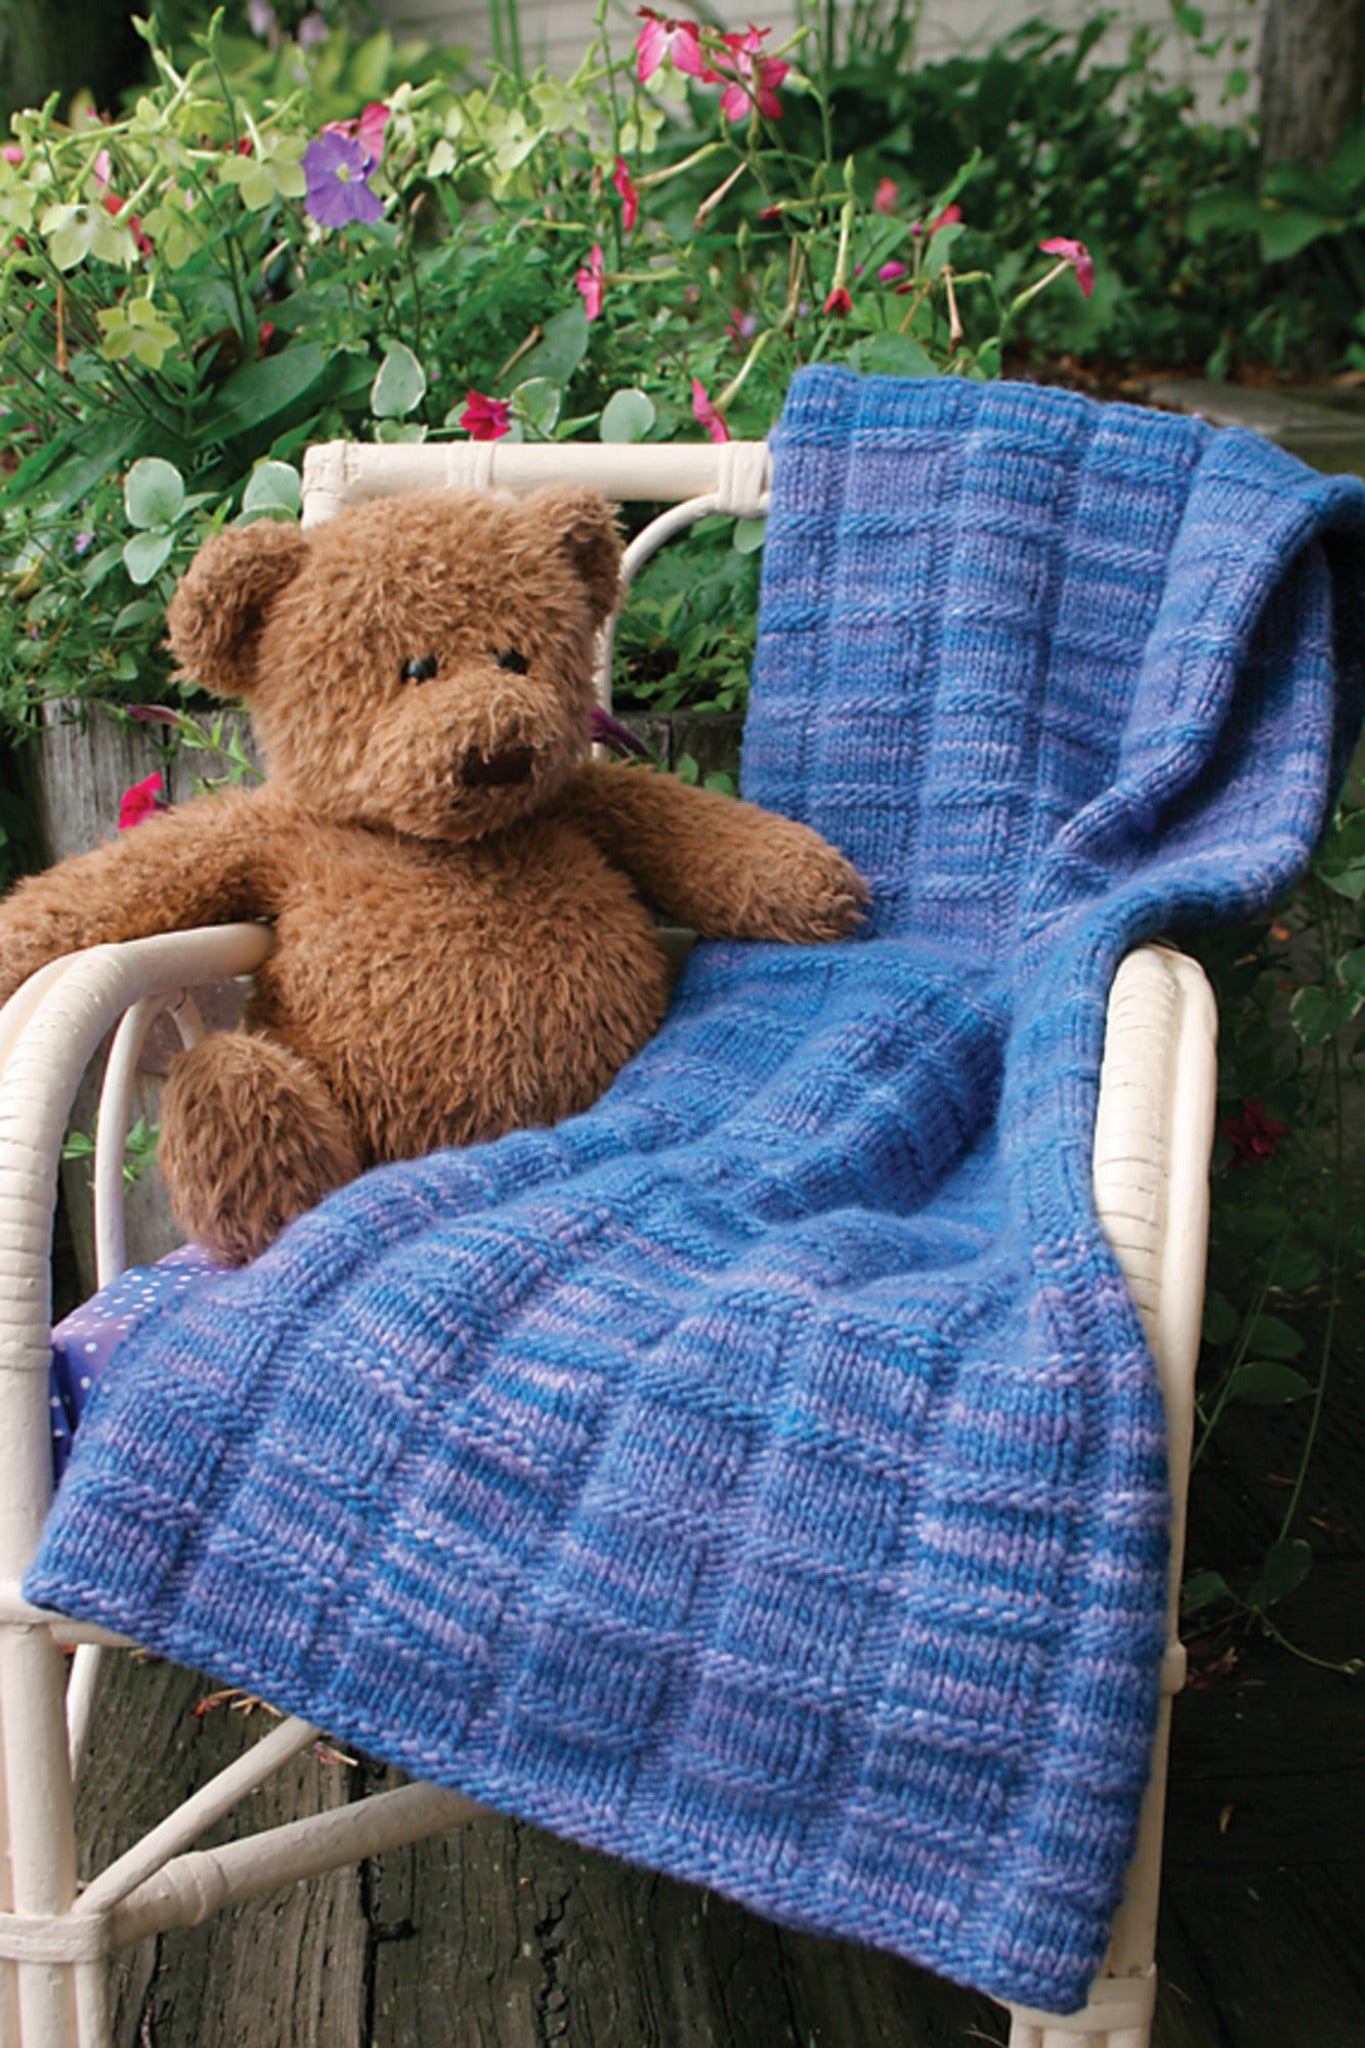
[1260,205,1336,264]
[1181,1568,1231,1614]
[241,461,302,522]
[1245,1314,1305,1360]
[732,517,766,555]
[111,597,161,633]
[124,457,185,531]
[17,416,149,519]
[1320,862,1365,900]
[854,332,938,379]
[1268,1241,1322,1291]
[370,341,427,420]
[204,345,330,444]
[373,419,428,443]
[1201,1291,1239,1346]
[515,304,590,388]
[122,529,174,585]
[1247,1536,1313,1610]
[349,28,393,99]
[513,376,563,437]
[1187,190,1264,244]
[1225,1360,1313,1405]
[1290,983,1360,1047]
[923,222,966,275]
[1338,945,1365,995]
[80,542,125,594]
[599,387,656,444]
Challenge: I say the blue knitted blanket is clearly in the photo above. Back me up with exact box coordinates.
[28,370,1365,2013]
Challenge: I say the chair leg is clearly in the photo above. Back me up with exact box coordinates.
[1006,1965,1155,2046]
[0,1626,84,2048]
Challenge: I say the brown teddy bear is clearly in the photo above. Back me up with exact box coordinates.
[0,486,866,1265]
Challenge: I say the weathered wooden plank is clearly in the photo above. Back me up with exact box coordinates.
[368,1803,547,2047]
[75,1650,367,2048]
[367,1792,1005,2048]
[1164,1560,1365,1876]
[1152,1882,1235,2048]
[1162,1864,1365,2048]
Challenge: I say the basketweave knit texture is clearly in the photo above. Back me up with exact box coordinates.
[28,369,1365,2013]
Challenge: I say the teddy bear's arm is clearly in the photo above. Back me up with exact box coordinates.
[555,760,869,943]
[0,786,278,1008]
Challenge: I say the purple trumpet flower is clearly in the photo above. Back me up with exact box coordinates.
[303,131,383,229]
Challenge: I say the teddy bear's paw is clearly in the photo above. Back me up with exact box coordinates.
[744,828,870,944]
[160,1032,360,1266]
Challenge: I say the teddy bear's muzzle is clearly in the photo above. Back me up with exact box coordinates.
[460,744,536,789]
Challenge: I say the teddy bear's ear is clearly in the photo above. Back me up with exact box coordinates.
[165,521,308,698]
[520,487,622,627]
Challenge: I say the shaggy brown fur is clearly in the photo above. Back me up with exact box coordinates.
[0,487,867,1263]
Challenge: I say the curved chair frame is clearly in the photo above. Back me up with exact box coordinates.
[0,440,1218,2048]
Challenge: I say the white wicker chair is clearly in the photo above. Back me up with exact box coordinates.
[0,438,1218,2048]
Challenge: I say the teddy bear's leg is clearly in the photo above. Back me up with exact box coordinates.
[158,1032,360,1266]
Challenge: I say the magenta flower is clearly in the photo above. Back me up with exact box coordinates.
[1221,1099,1287,1167]
[117,772,168,831]
[873,176,898,214]
[877,260,907,283]
[1039,235,1095,298]
[460,390,512,441]
[1,144,23,166]
[691,378,729,444]
[303,131,383,228]
[823,284,852,317]
[716,28,788,122]
[635,9,715,84]
[576,242,605,322]
[613,157,639,234]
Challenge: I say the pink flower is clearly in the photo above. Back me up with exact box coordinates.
[873,176,898,213]
[912,202,962,238]
[691,378,729,444]
[823,284,852,317]
[726,308,758,342]
[612,157,639,234]
[575,242,605,321]
[117,772,168,831]
[1039,235,1095,298]
[635,9,715,84]
[1221,1100,1287,1167]
[460,390,512,440]
[716,28,788,122]
[1,145,23,166]
[877,260,907,283]
[323,102,389,170]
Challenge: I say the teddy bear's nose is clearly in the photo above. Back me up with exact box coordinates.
[460,745,535,789]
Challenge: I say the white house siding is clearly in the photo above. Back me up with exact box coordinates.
[383,0,1262,121]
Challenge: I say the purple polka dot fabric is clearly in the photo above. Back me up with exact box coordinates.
[48,1245,224,1481]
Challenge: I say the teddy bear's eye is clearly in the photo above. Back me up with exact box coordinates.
[496,648,529,674]
[401,655,439,684]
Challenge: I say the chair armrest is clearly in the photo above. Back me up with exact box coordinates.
[1092,942,1217,1530]
[0,927,272,1558]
